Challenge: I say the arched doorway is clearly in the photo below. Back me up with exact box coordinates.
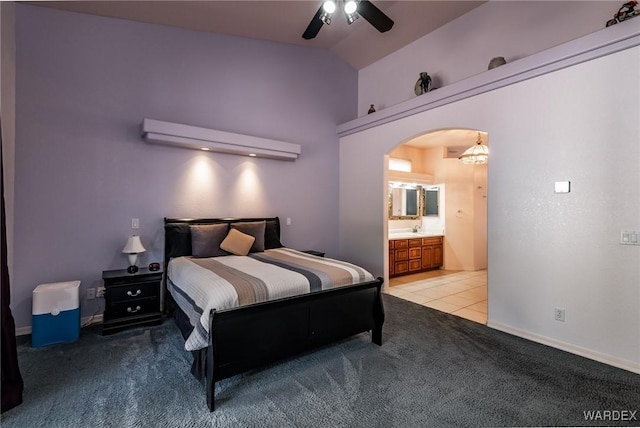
[384,129,488,324]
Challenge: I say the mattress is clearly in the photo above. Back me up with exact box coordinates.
[167,248,375,351]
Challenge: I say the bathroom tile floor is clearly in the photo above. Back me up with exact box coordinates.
[385,269,487,324]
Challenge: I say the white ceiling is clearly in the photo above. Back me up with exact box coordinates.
[29,0,485,70]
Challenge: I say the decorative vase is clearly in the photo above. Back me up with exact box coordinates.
[488,56,507,70]
[414,72,432,96]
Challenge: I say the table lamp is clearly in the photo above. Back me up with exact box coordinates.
[122,235,146,274]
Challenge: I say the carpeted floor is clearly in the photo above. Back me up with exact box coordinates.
[2,295,639,427]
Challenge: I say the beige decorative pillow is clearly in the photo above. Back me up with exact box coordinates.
[220,228,256,256]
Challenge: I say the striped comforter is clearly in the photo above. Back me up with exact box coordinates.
[167,248,375,351]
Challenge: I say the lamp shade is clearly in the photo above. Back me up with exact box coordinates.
[459,133,489,165]
[122,235,146,254]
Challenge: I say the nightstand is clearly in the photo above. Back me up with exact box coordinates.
[302,250,325,257]
[102,267,163,335]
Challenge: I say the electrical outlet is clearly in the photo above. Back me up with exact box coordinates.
[554,308,565,322]
[86,288,96,300]
[96,286,106,298]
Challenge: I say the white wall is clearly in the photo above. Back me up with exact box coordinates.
[339,28,640,371]
[473,165,487,270]
[358,1,615,116]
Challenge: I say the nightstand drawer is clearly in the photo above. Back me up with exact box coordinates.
[107,280,159,303]
[102,267,163,335]
[106,297,159,320]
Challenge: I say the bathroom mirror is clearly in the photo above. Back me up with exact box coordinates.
[422,187,439,217]
[388,183,422,220]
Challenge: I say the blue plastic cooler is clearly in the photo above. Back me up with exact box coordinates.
[32,280,80,347]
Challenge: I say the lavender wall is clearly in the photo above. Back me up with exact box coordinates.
[13,5,357,328]
[358,1,615,116]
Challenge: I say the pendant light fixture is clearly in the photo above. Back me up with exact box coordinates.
[459,132,489,165]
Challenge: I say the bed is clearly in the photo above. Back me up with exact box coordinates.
[163,217,385,411]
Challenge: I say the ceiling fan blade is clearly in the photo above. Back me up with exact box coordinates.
[302,6,324,40]
[357,0,394,33]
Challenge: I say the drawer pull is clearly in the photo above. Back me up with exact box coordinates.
[127,306,142,313]
[127,289,142,297]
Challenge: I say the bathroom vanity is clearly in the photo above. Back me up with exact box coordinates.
[389,234,443,277]
[388,178,444,277]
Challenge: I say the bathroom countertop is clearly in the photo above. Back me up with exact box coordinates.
[388,232,443,239]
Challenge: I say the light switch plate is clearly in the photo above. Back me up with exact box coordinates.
[621,231,640,246]
[554,181,570,193]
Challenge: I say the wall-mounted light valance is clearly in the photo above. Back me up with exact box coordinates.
[141,119,301,160]
[388,171,434,185]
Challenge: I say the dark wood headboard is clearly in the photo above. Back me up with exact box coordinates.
[164,216,280,262]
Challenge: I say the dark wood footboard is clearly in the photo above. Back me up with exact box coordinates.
[205,277,384,411]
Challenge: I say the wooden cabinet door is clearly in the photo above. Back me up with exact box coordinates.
[389,250,394,276]
[408,247,421,260]
[394,239,408,249]
[433,245,443,267]
[409,239,422,248]
[409,259,422,271]
[421,246,433,269]
[395,261,409,275]
[395,248,408,261]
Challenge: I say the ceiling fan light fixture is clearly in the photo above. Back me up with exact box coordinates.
[319,11,332,25]
[320,1,336,25]
[345,11,359,24]
[344,0,358,14]
[302,0,393,39]
[344,1,359,25]
[458,132,489,165]
[322,1,336,14]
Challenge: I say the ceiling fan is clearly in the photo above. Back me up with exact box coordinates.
[302,0,394,40]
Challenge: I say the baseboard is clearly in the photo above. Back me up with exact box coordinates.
[488,321,640,375]
[15,314,104,336]
[443,264,484,271]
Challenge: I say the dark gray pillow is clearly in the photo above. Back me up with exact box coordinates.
[190,224,229,257]
[165,223,192,258]
[264,219,283,249]
[230,221,266,253]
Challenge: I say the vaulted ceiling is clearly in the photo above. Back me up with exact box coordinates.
[29,1,485,69]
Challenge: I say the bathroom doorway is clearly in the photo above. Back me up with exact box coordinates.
[385,129,488,324]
